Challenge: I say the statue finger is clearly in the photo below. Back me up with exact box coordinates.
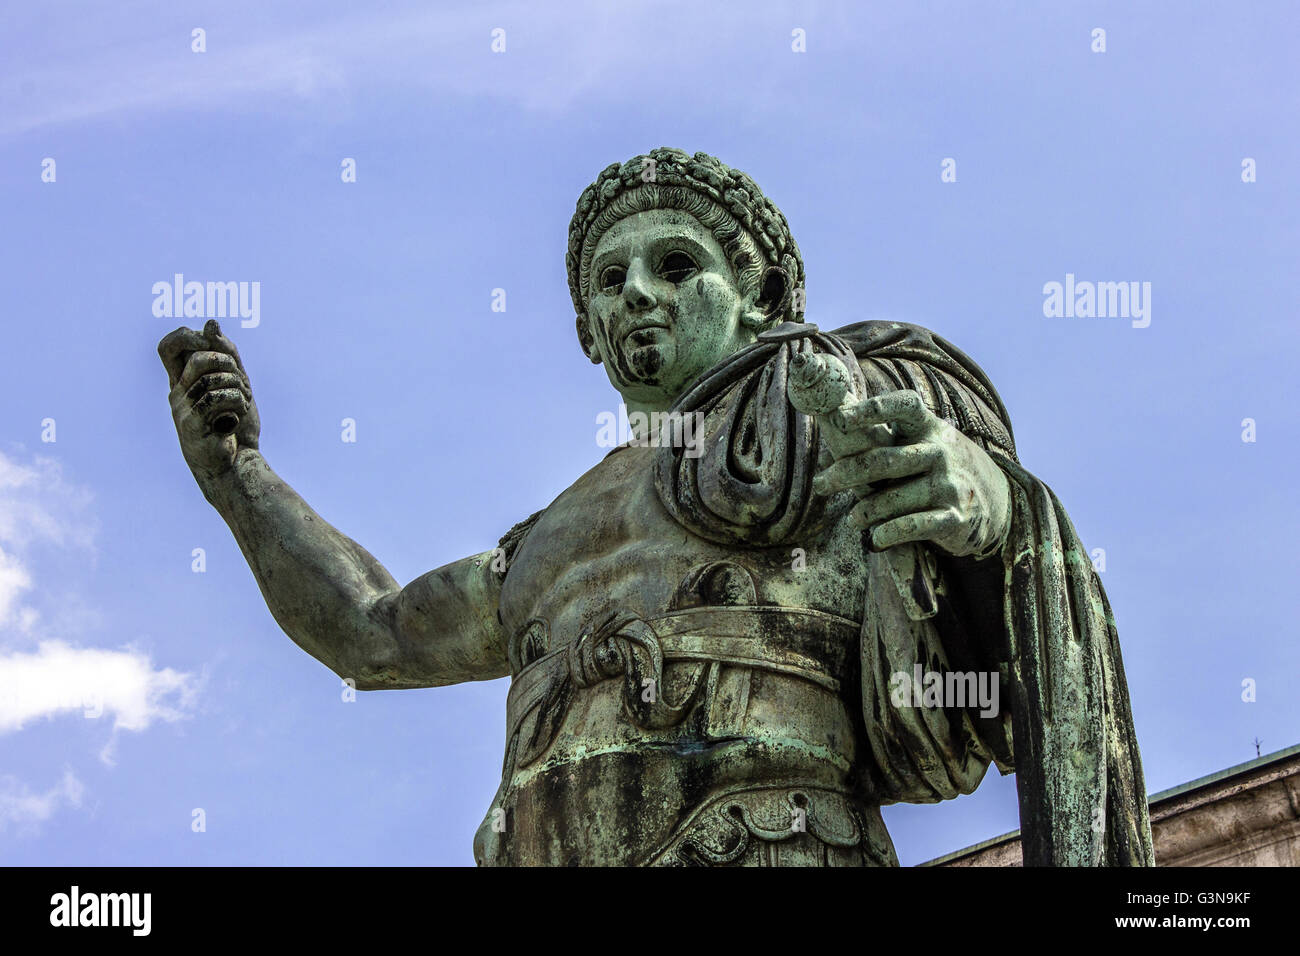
[157,327,212,388]
[821,418,895,457]
[186,371,249,404]
[201,319,248,373]
[177,350,243,394]
[814,443,940,495]
[832,389,937,438]
[848,475,935,530]
[868,508,961,551]
[192,387,248,425]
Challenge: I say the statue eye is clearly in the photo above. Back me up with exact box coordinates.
[599,266,626,294]
[657,251,698,284]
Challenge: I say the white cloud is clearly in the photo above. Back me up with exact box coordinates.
[0,451,95,632]
[0,547,33,626]
[0,640,198,737]
[0,769,84,834]
[0,448,199,776]
[0,451,96,552]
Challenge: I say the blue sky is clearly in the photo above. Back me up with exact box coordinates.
[0,0,1296,866]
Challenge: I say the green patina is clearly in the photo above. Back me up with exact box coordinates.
[159,147,1152,867]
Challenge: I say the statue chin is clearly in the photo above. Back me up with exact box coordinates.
[621,340,675,388]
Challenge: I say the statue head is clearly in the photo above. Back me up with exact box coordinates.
[567,148,805,408]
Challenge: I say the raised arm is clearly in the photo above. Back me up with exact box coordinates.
[158,321,509,690]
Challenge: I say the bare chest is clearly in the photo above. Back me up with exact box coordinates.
[498,445,869,666]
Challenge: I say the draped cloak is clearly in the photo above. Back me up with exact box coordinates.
[649,320,1154,866]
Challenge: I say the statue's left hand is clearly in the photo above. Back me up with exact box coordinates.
[811,389,1012,559]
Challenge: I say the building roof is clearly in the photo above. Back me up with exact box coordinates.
[919,742,1300,867]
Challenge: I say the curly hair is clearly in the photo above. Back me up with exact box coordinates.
[566,148,805,326]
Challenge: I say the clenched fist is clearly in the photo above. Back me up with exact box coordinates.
[158,319,261,489]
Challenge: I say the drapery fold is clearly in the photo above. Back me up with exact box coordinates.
[654,320,1154,866]
[998,454,1153,865]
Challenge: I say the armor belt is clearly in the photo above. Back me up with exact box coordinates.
[504,605,860,770]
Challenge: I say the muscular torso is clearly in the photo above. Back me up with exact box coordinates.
[498,442,868,641]
[475,442,896,866]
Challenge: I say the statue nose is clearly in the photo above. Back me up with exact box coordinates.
[626,289,655,311]
[622,262,658,312]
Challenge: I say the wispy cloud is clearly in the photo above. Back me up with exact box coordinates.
[0,548,33,629]
[0,769,84,834]
[0,448,199,777]
[1,4,552,135]
[0,451,96,631]
[0,0,782,137]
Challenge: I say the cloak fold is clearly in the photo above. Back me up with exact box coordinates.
[654,320,1154,866]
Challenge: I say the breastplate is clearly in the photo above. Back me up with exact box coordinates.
[479,443,876,865]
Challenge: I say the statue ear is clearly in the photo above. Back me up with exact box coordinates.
[576,313,602,365]
[740,265,791,331]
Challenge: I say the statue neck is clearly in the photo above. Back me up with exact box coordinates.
[622,398,673,439]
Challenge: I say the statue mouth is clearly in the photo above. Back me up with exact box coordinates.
[622,322,669,348]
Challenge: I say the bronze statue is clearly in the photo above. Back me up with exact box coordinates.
[159,148,1152,866]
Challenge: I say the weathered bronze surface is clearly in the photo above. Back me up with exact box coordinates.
[159,148,1153,866]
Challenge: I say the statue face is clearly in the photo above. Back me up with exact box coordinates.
[583,209,758,405]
